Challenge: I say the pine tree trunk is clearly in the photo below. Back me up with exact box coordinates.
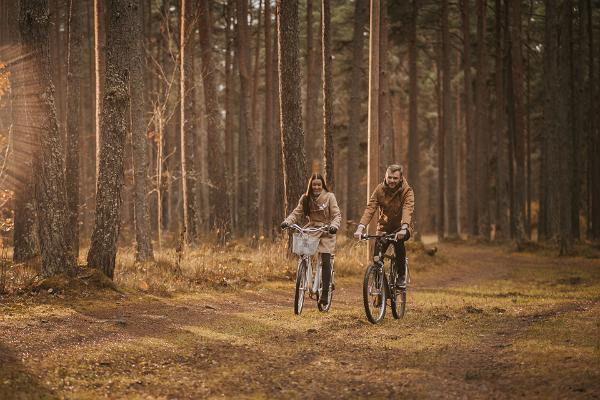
[495,0,510,241]
[224,0,236,231]
[436,35,445,239]
[322,0,334,188]
[588,0,599,240]
[378,0,392,175]
[475,0,490,239]
[304,0,319,172]
[180,0,198,245]
[557,0,573,254]
[87,0,133,278]
[130,0,153,261]
[462,0,477,237]
[367,0,380,255]
[263,0,274,237]
[508,0,527,247]
[19,0,76,276]
[571,1,584,240]
[237,0,258,234]
[199,0,230,242]
[345,0,367,228]
[442,0,458,237]
[277,0,308,224]
[65,0,82,259]
[408,0,420,238]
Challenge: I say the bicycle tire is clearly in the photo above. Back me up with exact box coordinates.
[294,259,307,315]
[363,265,386,324]
[317,273,333,312]
[391,288,406,319]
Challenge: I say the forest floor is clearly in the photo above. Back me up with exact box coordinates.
[1,241,599,399]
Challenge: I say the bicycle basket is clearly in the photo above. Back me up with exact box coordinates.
[292,233,320,256]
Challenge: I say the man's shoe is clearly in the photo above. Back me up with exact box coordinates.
[396,276,407,289]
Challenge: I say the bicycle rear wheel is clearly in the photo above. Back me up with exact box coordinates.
[363,265,386,324]
[294,259,307,315]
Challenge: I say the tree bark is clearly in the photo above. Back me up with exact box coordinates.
[378,0,392,175]
[588,0,600,240]
[237,0,258,234]
[322,0,334,188]
[130,0,153,261]
[263,0,274,237]
[19,0,76,276]
[304,0,320,172]
[442,0,457,237]
[495,0,510,240]
[436,34,445,239]
[277,0,307,227]
[199,0,230,242]
[345,0,368,228]
[408,0,420,238]
[180,0,198,245]
[508,0,527,247]
[462,0,477,237]
[475,0,490,239]
[87,0,133,278]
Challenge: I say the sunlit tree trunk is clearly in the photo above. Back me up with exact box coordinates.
[322,0,334,188]
[408,0,420,239]
[19,0,76,276]
[87,0,133,278]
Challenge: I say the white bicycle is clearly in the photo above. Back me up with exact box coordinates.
[285,224,335,315]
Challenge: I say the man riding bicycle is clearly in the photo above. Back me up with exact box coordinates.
[354,164,415,288]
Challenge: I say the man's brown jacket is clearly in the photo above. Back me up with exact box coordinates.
[359,178,415,235]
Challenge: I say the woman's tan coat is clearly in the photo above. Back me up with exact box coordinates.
[283,191,342,254]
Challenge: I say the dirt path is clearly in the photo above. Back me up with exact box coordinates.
[1,244,599,399]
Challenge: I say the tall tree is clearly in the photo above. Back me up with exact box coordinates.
[277,0,307,226]
[378,0,392,173]
[462,0,477,236]
[408,0,420,238]
[442,0,458,237]
[87,0,133,278]
[65,0,83,259]
[508,0,527,247]
[367,0,380,250]
[130,0,153,261]
[180,0,198,245]
[304,0,320,171]
[237,0,258,234]
[345,0,368,227]
[19,0,76,276]
[322,0,334,188]
[475,0,490,239]
[199,0,230,241]
[263,0,275,236]
[588,0,600,240]
[495,0,510,240]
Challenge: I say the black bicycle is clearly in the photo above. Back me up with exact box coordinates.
[360,233,408,324]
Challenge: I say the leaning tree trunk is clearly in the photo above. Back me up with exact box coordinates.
[322,0,334,188]
[130,0,153,261]
[87,0,133,278]
[345,0,368,228]
[19,0,76,277]
[277,0,308,225]
[199,0,230,242]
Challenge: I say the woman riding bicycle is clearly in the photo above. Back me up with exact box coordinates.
[280,173,341,307]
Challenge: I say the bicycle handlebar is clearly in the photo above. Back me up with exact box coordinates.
[360,233,398,242]
[286,223,331,234]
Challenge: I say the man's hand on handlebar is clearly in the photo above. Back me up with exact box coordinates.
[395,224,409,241]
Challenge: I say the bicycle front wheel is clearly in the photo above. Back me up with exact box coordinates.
[294,259,308,315]
[363,265,386,324]
[391,288,407,319]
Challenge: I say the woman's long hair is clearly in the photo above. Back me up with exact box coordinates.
[302,173,329,216]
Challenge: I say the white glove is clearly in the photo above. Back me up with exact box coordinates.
[354,224,365,239]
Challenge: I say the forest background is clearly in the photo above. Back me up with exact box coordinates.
[0,0,598,281]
